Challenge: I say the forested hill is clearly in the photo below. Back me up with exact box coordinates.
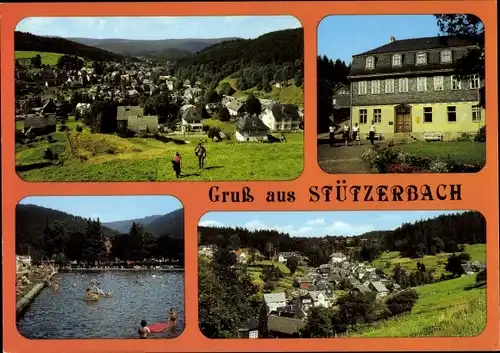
[15,31,131,62]
[172,28,304,91]
[103,208,184,239]
[16,204,119,254]
[199,211,485,267]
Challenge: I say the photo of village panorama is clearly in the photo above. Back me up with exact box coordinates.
[14,16,304,182]
[317,15,486,174]
[198,211,486,339]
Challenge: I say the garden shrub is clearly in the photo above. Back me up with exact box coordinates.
[76,125,83,132]
[428,160,450,173]
[385,163,425,173]
[386,289,419,317]
[475,125,486,142]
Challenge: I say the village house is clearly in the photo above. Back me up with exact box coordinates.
[235,115,270,142]
[314,279,334,296]
[264,292,287,313]
[308,290,330,308]
[331,83,351,124]
[117,106,158,135]
[295,277,314,290]
[23,114,57,136]
[267,315,305,338]
[181,106,204,133]
[205,102,221,115]
[226,100,245,116]
[233,249,247,264]
[291,290,315,313]
[349,35,485,141]
[260,103,301,132]
[368,281,389,298]
[238,317,259,338]
[329,252,347,264]
[277,252,299,263]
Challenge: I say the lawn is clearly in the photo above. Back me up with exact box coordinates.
[352,275,486,337]
[396,141,486,166]
[247,259,309,294]
[15,51,65,66]
[16,122,304,181]
[371,244,486,277]
[216,77,304,107]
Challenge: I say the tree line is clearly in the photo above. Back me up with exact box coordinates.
[17,217,183,265]
[199,211,486,267]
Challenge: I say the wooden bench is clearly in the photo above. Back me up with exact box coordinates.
[423,132,443,142]
[365,132,383,140]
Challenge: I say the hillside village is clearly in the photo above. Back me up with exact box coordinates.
[198,211,487,339]
[14,28,304,181]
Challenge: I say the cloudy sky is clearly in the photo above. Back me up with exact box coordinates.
[199,211,464,237]
[19,196,182,222]
[16,16,301,40]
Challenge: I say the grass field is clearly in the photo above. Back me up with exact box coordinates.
[371,244,486,277]
[247,259,309,294]
[352,275,486,337]
[217,77,304,107]
[396,141,486,165]
[15,51,65,66]
[16,119,304,181]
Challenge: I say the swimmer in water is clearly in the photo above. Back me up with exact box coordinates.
[138,320,150,339]
[84,288,93,300]
[169,308,178,328]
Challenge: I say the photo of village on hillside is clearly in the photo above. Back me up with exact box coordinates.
[14,16,304,182]
[16,196,185,339]
[198,210,486,338]
[317,14,486,174]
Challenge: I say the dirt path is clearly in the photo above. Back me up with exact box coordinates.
[318,142,373,174]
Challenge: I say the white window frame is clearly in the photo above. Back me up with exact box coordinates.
[433,76,444,91]
[357,81,368,95]
[423,107,433,123]
[385,78,395,93]
[371,80,381,94]
[398,78,409,92]
[447,106,457,122]
[373,109,382,123]
[472,105,482,122]
[416,77,427,92]
[470,74,481,89]
[392,54,402,67]
[440,50,452,63]
[451,76,462,90]
[416,52,427,65]
[365,56,375,69]
[359,109,368,124]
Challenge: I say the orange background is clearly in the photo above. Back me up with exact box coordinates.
[1,1,498,352]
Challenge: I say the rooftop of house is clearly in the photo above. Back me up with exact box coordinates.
[117,106,144,120]
[354,35,479,57]
[24,115,57,128]
[182,106,203,122]
[370,281,389,292]
[267,315,305,335]
[227,100,244,111]
[264,292,287,303]
[270,103,300,121]
[235,114,270,133]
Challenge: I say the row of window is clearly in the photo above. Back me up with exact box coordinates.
[365,50,452,69]
[357,75,481,95]
[358,105,482,124]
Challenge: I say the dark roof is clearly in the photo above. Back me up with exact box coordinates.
[239,317,259,331]
[270,104,300,121]
[267,315,305,335]
[182,107,203,122]
[355,36,478,56]
[235,115,269,133]
[24,115,56,129]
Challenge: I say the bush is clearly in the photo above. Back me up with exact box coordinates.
[360,143,400,173]
[386,289,419,316]
[43,148,54,160]
[207,126,221,139]
[428,160,450,173]
[476,269,486,283]
[474,125,486,142]
[385,163,425,173]
[76,125,83,132]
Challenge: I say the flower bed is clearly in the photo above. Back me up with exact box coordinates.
[361,142,484,173]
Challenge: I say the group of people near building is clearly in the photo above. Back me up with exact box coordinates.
[328,120,378,147]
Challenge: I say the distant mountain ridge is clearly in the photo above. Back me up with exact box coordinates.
[103,208,184,239]
[66,36,241,59]
[15,31,131,62]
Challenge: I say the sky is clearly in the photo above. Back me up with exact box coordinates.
[19,196,182,222]
[318,15,443,63]
[16,16,301,40]
[199,211,465,238]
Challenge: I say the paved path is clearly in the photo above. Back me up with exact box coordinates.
[318,142,373,174]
